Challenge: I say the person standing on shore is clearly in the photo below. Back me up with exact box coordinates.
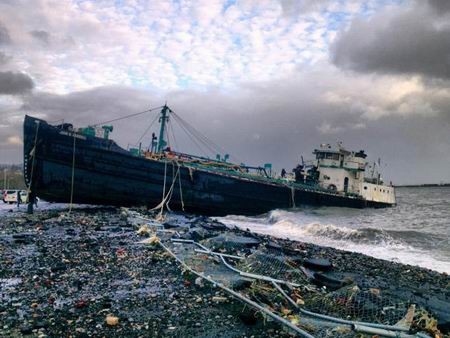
[16,190,21,209]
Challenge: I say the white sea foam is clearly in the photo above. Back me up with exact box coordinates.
[217,210,450,274]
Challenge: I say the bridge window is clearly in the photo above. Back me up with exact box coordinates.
[326,153,340,160]
[317,152,339,160]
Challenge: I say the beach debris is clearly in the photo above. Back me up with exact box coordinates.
[106,315,119,326]
[139,235,160,246]
[137,224,151,236]
[396,304,416,329]
[413,308,443,337]
[303,258,333,271]
[212,296,227,303]
[194,277,204,288]
[0,207,448,338]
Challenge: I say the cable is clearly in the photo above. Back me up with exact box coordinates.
[136,112,160,145]
[172,112,221,154]
[171,114,212,156]
[171,113,218,156]
[91,105,163,126]
[68,134,76,213]
[171,111,242,163]
[167,120,179,151]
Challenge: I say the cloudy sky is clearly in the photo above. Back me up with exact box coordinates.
[1,0,449,184]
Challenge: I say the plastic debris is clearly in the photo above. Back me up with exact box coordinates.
[106,315,119,326]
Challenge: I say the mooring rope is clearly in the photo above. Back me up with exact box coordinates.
[155,160,168,219]
[150,160,185,217]
[165,163,176,212]
[291,186,296,208]
[176,161,185,211]
[164,162,182,211]
[26,121,40,200]
[68,133,76,213]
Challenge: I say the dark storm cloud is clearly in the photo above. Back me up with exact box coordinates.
[0,52,11,65]
[331,1,450,80]
[30,30,50,45]
[20,86,158,126]
[2,77,450,184]
[0,71,34,95]
[0,21,11,44]
[427,0,450,14]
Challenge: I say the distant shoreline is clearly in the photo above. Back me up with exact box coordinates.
[395,183,450,188]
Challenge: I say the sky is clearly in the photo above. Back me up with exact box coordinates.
[0,0,449,184]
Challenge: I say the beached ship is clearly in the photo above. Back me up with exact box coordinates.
[23,105,395,215]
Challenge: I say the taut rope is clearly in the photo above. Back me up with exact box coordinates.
[26,121,40,200]
[68,133,76,213]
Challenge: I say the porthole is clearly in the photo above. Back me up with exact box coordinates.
[363,186,367,190]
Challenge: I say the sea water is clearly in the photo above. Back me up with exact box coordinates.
[2,187,449,273]
[217,186,450,274]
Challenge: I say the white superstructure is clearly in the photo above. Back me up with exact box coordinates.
[313,144,396,205]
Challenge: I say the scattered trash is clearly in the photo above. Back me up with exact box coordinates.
[212,296,227,303]
[106,315,119,326]
[0,207,447,337]
[137,224,151,236]
[195,277,204,288]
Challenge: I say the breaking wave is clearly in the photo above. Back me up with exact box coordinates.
[217,208,450,274]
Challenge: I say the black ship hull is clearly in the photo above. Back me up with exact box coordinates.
[23,116,392,216]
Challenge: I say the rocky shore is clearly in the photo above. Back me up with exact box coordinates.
[1,206,449,337]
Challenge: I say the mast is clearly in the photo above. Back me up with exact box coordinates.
[157,104,170,153]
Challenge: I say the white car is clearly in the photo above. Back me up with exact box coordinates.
[3,190,29,204]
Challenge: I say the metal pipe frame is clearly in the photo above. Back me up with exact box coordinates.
[158,240,315,338]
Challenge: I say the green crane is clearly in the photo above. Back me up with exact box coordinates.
[157,104,171,153]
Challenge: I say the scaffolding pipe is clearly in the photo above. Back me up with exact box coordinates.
[157,240,315,338]
[271,282,412,333]
[170,238,209,251]
[352,324,416,338]
[220,255,301,287]
[194,248,244,260]
[169,238,421,336]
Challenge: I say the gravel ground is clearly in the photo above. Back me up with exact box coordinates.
[0,208,292,338]
[1,206,449,337]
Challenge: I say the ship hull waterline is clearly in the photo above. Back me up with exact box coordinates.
[23,116,393,216]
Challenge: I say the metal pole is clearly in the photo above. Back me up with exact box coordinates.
[353,324,416,338]
[157,105,170,153]
[271,282,411,333]
[194,248,244,260]
[157,240,315,338]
